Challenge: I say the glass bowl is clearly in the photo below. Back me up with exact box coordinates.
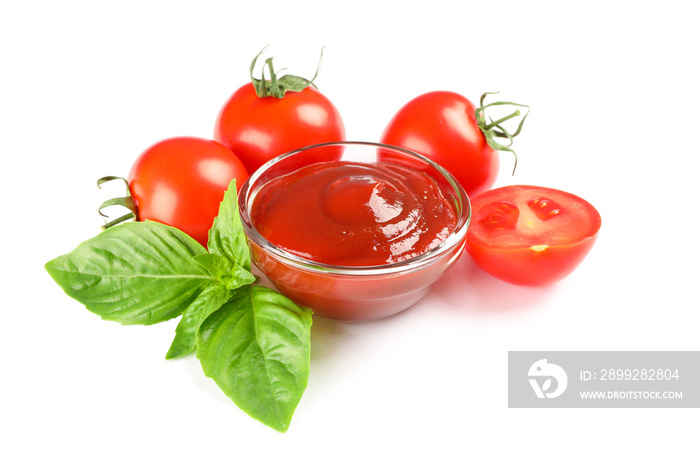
[238,141,471,321]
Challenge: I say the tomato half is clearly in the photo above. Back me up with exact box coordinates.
[127,137,249,247]
[465,185,601,286]
[380,91,499,197]
[214,83,345,174]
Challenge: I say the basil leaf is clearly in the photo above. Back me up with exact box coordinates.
[165,282,236,360]
[193,253,255,290]
[196,286,313,433]
[167,180,256,360]
[45,221,213,325]
[207,179,251,271]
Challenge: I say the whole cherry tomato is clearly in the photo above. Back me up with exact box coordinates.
[465,185,601,286]
[381,91,527,197]
[127,136,249,247]
[214,49,345,174]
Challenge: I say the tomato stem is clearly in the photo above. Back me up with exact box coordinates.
[249,46,324,99]
[483,109,521,130]
[475,92,530,175]
[97,176,139,230]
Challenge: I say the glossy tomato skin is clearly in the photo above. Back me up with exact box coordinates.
[465,185,601,286]
[128,137,249,247]
[214,83,345,174]
[380,91,498,197]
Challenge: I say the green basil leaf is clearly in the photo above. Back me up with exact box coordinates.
[45,221,214,325]
[193,253,255,290]
[207,179,251,271]
[196,286,313,432]
[192,253,232,280]
[165,282,236,360]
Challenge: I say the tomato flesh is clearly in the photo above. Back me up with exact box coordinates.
[466,185,601,286]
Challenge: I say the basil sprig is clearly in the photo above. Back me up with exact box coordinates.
[45,180,313,433]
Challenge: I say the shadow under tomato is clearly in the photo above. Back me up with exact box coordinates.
[430,253,555,313]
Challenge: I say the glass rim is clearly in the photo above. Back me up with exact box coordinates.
[237,141,471,277]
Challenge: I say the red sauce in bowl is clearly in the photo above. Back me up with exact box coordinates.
[250,161,457,266]
[238,142,470,321]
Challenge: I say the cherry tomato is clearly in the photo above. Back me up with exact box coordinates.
[214,83,345,174]
[127,137,249,247]
[381,91,526,197]
[465,185,601,286]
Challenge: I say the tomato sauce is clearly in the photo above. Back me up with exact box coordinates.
[251,161,457,266]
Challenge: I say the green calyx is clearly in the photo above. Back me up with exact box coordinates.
[475,92,530,175]
[97,176,139,229]
[249,46,324,99]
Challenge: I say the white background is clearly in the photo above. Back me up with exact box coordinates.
[2,1,699,464]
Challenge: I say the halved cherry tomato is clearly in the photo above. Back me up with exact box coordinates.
[128,136,249,247]
[465,185,601,286]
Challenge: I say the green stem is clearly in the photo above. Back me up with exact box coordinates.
[266,58,280,97]
[248,47,324,99]
[100,212,135,230]
[484,109,521,130]
[97,176,139,229]
[474,92,530,176]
